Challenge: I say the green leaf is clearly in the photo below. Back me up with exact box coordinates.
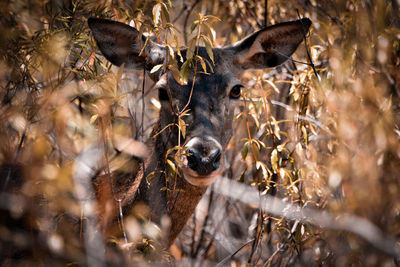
[180,59,191,84]
[186,38,196,59]
[241,144,248,160]
[203,37,214,63]
[238,169,246,183]
[190,21,199,34]
[169,64,186,85]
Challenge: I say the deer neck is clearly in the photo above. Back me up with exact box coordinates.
[133,121,208,246]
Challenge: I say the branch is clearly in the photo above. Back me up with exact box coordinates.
[213,177,400,258]
[296,10,320,81]
[183,0,201,46]
[73,147,106,267]
[216,238,255,267]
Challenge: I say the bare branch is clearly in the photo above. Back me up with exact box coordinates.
[213,177,400,258]
[73,147,106,267]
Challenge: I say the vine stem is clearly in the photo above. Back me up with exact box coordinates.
[180,21,202,115]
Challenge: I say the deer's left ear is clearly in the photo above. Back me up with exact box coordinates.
[229,18,311,70]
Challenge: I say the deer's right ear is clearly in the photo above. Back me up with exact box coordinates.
[88,18,165,71]
[229,18,311,71]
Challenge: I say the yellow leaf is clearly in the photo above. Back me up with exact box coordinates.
[153,4,162,25]
[174,36,183,62]
[90,114,98,124]
[265,79,280,94]
[241,144,248,160]
[178,117,186,138]
[180,60,191,84]
[274,121,281,140]
[301,125,308,144]
[203,37,214,63]
[160,2,170,23]
[197,55,207,73]
[166,45,174,60]
[150,64,163,74]
[203,15,221,22]
[271,149,278,173]
[167,159,176,176]
[170,64,186,85]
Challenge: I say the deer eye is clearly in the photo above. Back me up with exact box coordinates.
[229,85,243,99]
[158,87,169,101]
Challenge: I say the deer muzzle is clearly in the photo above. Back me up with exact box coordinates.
[181,136,224,186]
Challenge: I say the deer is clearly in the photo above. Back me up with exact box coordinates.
[87,16,311,250]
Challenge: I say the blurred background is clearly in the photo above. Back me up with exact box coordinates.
[0,0,399,266]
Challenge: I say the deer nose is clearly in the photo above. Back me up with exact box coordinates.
[186,148,221,176]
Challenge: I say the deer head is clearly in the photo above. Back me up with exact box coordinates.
[88,17,311,246]
[88,17,310,186]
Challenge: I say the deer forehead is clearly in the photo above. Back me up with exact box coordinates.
[155,72,241,98]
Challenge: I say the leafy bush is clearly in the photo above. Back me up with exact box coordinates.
[0,0,399,266]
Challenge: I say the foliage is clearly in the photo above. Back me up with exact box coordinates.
[0,0,399,266]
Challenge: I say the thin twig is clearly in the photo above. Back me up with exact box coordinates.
[141,67,146,142]
[172,3,188,23]
[271,48,313,66]
[247,209,264,264]
[244,2,263,29]
[216,238,256,267]
[2,130,26,191]
[296,10,320,81]
[190,212,197,256]
[193,189,215,257]
[200,197,234,257]
[263,221,299,267]
[183,0,201,46]
[235,0,257,31]
[118,199,128,244]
